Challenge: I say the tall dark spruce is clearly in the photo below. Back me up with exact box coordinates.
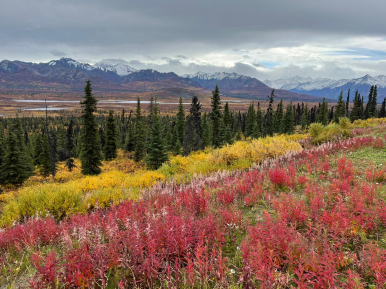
[134,97,146,162]
[184,95,203,155]
[0,129,31,185]
[104,110,118,161]
[146,101,168,169]
[176,97,186,146]
[211,85,222,148]
[334,90,346,123]
[265,90,276,136]
[79,81,102,175]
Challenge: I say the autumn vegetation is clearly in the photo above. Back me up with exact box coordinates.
[1,82,386,287]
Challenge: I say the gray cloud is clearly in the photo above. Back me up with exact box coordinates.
[0,0,385,79]
[50,49,66,57]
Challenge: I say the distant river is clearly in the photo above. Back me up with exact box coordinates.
[12,99,247,111]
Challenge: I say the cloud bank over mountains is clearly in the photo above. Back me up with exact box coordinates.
[1,0,386,80]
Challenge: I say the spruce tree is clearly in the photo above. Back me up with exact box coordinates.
[39,134,52,178]
[201,112,210,148]
[255,103,263,137]
[134,98,146,162]
[48,130,58,177]
[350,90,361,122]
[275,99,284,133]
[364,86,374,119]
[104,110,118,161]
[211,85,222,148]
[265,90,276,136]
[0,131,31,185]
[244,103,256,138]
[175,97,186,146]
[146,101,168,169]
[13,116,34,177]
[334,90,346,123]
[33,133,43,166]
[0,124,5,172]
[371,85,378,117]
[379,98,386,118]
[301,103,310,130]
[223,102,232,128]
[79,81,102,175]
[124,120,135,152]
[346,89,350,117]
[281,102,295,134]
[316,98,329,125]
[184,95,203,155]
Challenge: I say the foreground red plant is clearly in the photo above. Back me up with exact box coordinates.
[1,136,386,288]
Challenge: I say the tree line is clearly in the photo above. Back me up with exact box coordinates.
[0,81,383,188]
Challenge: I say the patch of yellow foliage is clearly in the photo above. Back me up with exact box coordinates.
[0,135,304,226]
[353,117,386,127]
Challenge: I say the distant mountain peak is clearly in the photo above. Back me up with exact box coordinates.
[263,74,386,101]
[93,59,137,76]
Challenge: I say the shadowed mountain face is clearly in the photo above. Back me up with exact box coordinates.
[264,75,386,102]
[0,58,321,102]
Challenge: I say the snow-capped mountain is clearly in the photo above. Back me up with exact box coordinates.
[183,71,319,101]
[184,71,249,81]
[93,59,137,76]
[47,58,94,71]
[263,75,386,101]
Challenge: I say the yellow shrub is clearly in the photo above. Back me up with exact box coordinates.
[123,171,165,188]
[353,117,386,127]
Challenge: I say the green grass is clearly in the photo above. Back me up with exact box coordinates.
[346,147,386,169]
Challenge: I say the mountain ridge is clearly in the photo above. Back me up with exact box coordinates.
[263,75,386,101]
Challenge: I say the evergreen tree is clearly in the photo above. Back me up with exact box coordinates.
[316,98,329,125]
[124,120,135,152]
[364,86,374,119]
[48,130,58,177]
[66,118,75,154]
[301,103,310,130]
[39,134,52,178]
[79,81,102,175]
[281,102,295,134]
[346,89,350,117]
[146,101,168,169]
[12,116,34,177]
[265,90,276,136]
[173,126,182,155]
[201,112,210,148]
[0,131,31,185]
[184,95,203,155]
[371,85,378,117]
[350,90,361,122]
[274,99,284,133]
[244,103,256,138]
[223,102,232,128]
[33,133,43,166]
[104,110,118,160]
[379,98,386,118]
[334,90,346,123]
[134,98,146,162]
[211,85,222,148]
[176,97,186,145]
[255,102,263,137]
[0,124,5,172]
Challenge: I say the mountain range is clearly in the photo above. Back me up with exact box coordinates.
[0,58,319,102]
[263,75,386,102]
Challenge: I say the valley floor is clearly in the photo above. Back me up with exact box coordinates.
[1,121,386,287]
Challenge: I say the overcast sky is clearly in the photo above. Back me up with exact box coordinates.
[1,0,386,80]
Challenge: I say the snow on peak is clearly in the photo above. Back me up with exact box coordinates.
[263,74,386,91]
[185,71,247,81]
[48,58,93,70]
[93,59,137,76]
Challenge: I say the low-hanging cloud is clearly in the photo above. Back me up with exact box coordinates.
[0,0,385,80]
